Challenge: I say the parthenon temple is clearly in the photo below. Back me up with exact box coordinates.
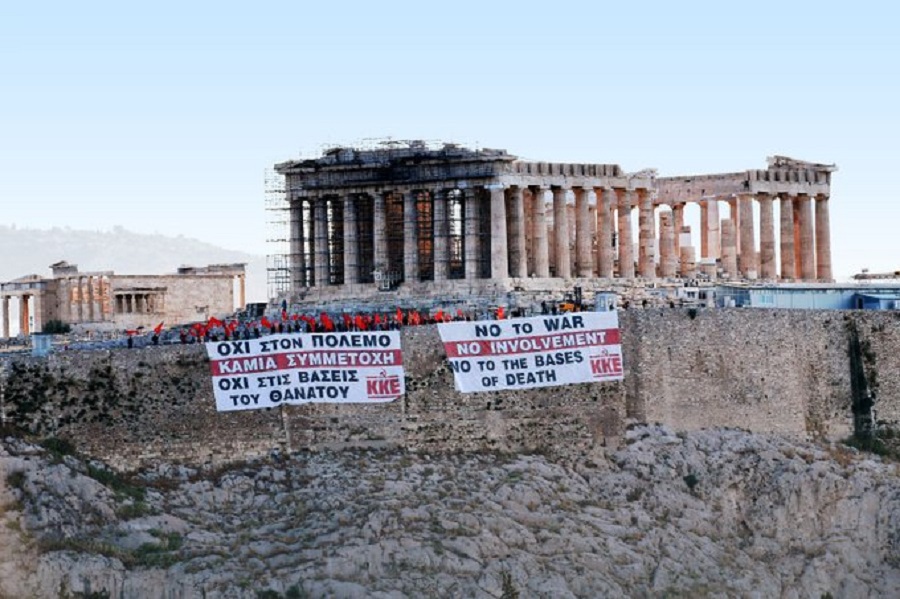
[272,142,835,299]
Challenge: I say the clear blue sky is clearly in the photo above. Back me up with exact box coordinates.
[2,1,898,281]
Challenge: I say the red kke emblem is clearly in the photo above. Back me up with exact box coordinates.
[366,369,401,400]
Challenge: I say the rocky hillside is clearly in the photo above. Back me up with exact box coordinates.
[1,425,899,598]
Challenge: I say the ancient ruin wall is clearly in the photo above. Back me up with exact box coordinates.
[1,310,897,470]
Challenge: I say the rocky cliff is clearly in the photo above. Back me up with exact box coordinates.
[2,424,899,598]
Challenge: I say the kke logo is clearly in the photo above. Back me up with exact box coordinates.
[589,349,623,379]
[366,369,402,400]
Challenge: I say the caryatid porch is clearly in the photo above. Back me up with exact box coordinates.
[275,143,657,294]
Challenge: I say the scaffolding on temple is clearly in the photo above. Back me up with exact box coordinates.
[269,140,499,300]
[264,168,290,301]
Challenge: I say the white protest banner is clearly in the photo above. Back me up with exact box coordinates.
[205,331,404,412]
[437,312,623,393]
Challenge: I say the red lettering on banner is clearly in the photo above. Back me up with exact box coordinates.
[443,329,619,358]
[366,371,402,400]
[590,355,623,378]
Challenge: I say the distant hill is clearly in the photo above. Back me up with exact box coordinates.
[0,225,268,302]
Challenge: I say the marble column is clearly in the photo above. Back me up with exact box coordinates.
[343,194,359,285]
[738,194,757,278]
[797,193,816,281]
[532,187,550,277]
[659,211,676,278]
[433,189,448,282]
[86,276,95,321]
[508,186,528,278]
[490,185,509,279]
[33,292,43,332]
[673,203,685,260]
[779,195,796,280]
[679,246,697,278]
[20,295,30,336]
[75,277,84,322]
[720,219,738,279]
[403,190,419,283]
[617,190,635,278]
[372,191,387,273]
[465,189,481,279]
[728,197,740,254]
[313,197,330,286]
[758,193,776,280]
[700,199,721,260]
[1,296,8,338]
[238,275,246,309]
[597,188,615,278]
[575,187,593,278]
[551,187,570,279]
[290,199,305,290]
[815,194,832,281]
[638,190,656,278]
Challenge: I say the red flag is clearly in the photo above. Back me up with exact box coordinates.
[281,309,288,321]
[355,314,367,331]
[396,307,403,324]
[435,309,444,323]
[374,313,381,325]
[497,306,505,320]
[208,316,224,329]
[226,320,239,334]
[153,322,164,336]
[320,312,334,331]
[125,329,138,336]
[261,316,273,329]
[456,309,464,320]
[343,313,352,329]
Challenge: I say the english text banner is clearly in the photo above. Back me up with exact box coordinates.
[437,312,623,393]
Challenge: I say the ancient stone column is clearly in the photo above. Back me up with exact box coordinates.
[797,193,816,281]
[532,188,550,277]
[508,186,527,278]
[313,197,330,286]
[552,187,570,279]
[238,275,246,310]
[673,203,685,259]
[490,185,509,279]
[728,197,740,253]
[679,246,697,278]
[815,194,833,281]
[779,195,796,280]
[433,189,449,282]
[617,190,635,278]
[464,189,481,279]
[659,211,676,278]
[75,277,84,322]
[1,296,8,338]
[720,219,738,279]
[19,295,30,336]
[700,199,720,260]
[638,190,656,278]
[290,198,306,290]
[738,194,757,279]
[758,193,776,280]
[343,194,359,285]
[372,191,388,273]
[403,190,419,283]
[597,188,615,278]
[33,293,44,333]
[575,188,593,278]
[86,276,95,321]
